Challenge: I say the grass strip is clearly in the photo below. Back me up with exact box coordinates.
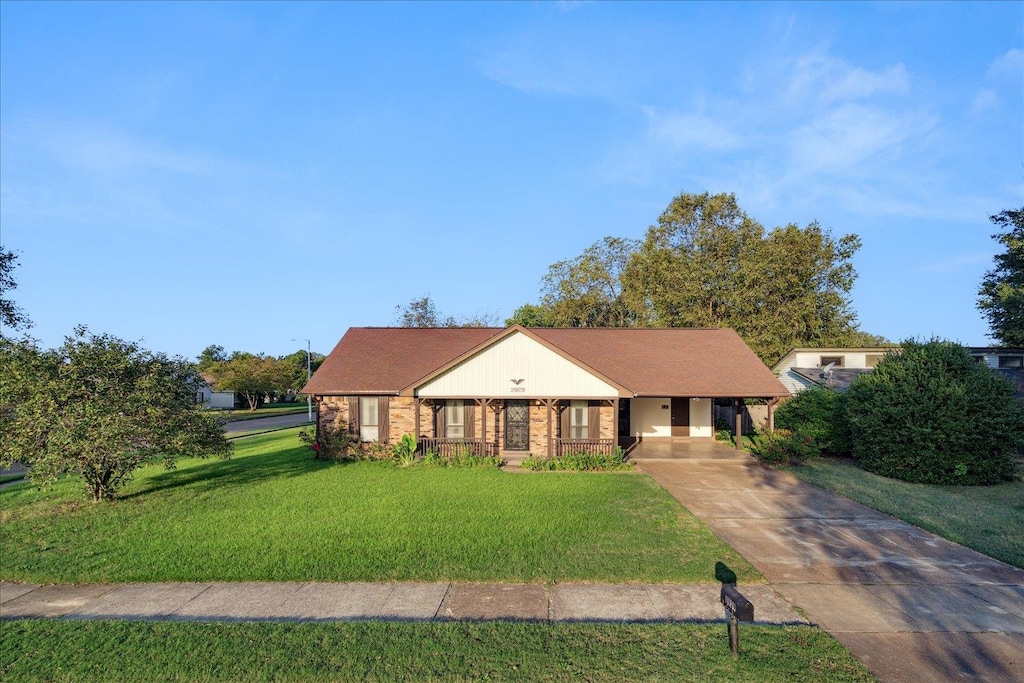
[0,619,874,683]
[0,430,758,584]
[211,403,310,422]
[786,457,1023,568]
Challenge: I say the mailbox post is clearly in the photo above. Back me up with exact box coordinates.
[720,583,754,658]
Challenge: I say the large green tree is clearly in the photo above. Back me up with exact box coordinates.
[394,295,500,328]
[0,328,230,501]
[206,353,293,411]
[0,247,31,337]
[196,344,228,372]
[537,236,637,327]
[978,207,1024,345]
[280,349,325,393]
[621,191,867,363]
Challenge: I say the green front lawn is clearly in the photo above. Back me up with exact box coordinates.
[212,402,310,421]
[786,457,1024,568]
[0,429,758,584]
[0,620,874,683]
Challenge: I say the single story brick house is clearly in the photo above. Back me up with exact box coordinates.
[303,325,789,456]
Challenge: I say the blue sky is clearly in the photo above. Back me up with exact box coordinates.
[1,1,1021,359]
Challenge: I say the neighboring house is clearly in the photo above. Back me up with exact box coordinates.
[774,345,1024,401]
[303,325,788,456]
[197,375,242,410]
[970,347,1024,400]
[771,347,900,394]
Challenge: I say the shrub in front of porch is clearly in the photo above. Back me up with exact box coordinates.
[419,448,501,468]
[299,425,391,461]
[521,448,630,471]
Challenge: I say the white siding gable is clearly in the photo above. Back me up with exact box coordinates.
[416,331,619,398]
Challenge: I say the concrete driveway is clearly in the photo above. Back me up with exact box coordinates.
[635,442,1024,683]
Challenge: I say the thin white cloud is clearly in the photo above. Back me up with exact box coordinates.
[971,88,1000,113]
[788,104,931,175]
[971,48,1023,115]
[986,48,1024,80]
[787,54,909,105]
[643,108,742,151]
[0,118,276,235]
[21,120,261,178]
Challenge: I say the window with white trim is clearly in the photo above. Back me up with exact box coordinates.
[445,400,464,439]
[359,397,379,442]
[569,400,588,439]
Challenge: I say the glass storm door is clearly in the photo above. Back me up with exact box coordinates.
[504,399,530,451]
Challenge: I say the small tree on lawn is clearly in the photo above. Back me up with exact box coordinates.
[845,339,1023,485]
[0,327,230,502]
[206,352,292,410]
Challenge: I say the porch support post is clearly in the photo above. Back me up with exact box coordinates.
[477,398,486,453]
[545,399,555,457]
[734,398,743,450]
[612,398,619,445]
[414,397,421,439]
[767,398,777,433]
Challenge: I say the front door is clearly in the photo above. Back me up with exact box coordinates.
[504,399,530,451]
[671,398,690,437]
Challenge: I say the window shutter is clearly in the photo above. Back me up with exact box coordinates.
[589,401,601,439]
[378,397,390,444]
[559,400,570,439]
[435,401,446,437]
[464,402,475,439]
[347,397,359,435]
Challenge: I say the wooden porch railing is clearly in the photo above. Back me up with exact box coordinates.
[418,438,497,457]
[556,438,617,456]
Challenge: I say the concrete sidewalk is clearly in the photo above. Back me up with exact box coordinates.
[636,445,1024,683]
[0,580,806,624]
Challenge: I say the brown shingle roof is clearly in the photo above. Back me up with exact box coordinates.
[531,327,788,397]
[303,326,788,398]
[303,327,502,395]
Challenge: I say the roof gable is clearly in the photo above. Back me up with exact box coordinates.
[414,328,623,398]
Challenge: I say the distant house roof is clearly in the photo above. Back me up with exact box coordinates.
[790,367,875,393]
[304,326,789,398]
[770,346,900,373]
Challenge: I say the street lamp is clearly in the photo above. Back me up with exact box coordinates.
[291,338,313,423]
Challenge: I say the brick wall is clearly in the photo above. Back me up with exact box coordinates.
[599,404,616,440]
[388,396,417,443]
[318,396,350,434]
[316,396,616,454]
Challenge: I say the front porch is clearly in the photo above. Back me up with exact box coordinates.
[412,397,619,458]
